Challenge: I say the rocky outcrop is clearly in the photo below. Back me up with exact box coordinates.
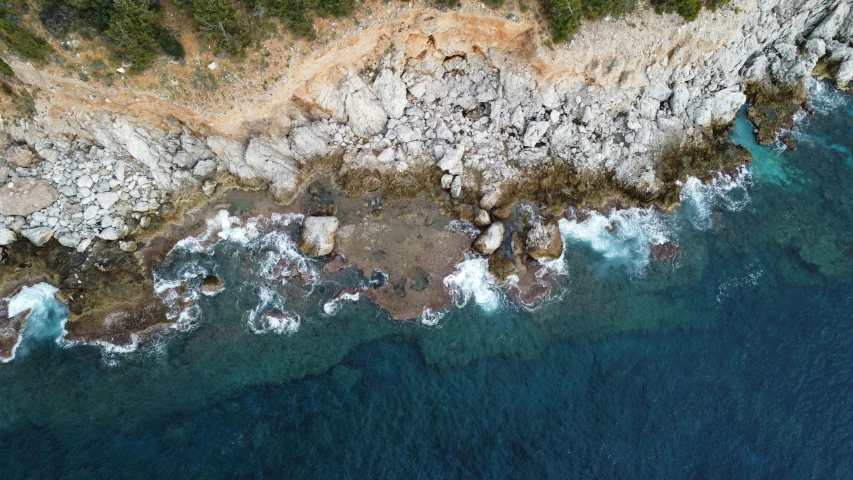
[473,222,505,255]
[0,0,850,253]
[526,220,563,261]
[299,216,340,256]
[0,296,28,362]
[22,227,53,247]
[202,275,225,295]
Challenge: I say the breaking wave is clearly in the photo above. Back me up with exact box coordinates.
[443,255,504,312]
[154,210,318,335]
[1,283,66,363]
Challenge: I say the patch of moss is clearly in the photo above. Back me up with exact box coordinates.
[745,80,806,146]
[0,57,13,77]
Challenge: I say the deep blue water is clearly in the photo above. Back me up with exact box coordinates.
[1,82,852,479]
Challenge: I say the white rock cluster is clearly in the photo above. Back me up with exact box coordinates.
[209,0,853,212]
[0,139,166,250]
[1,0,852,251]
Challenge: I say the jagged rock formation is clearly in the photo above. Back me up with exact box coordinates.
[0,0,850,252]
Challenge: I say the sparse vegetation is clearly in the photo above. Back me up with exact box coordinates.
[540,0,732,43]
[650,0,729,22]
[0,56,13,76]
[0,1,53,61]
[106,0,159,72]
[541,0,582,44]
[1,0,733,74]
[581,0,637,20]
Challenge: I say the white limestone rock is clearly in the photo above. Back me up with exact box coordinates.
[96,192,120,210]
[22,227,53,247]
[473,222,504,255]
[450,175,462,199]
[437,147,464,175]
[97,227,119,241]
[345,88,387,137]
[56,232,81,249]
[298,216,340,256]
[523,121,550,148]
[192,159,217,178]
[0,228,16,246]
[373,69,408,119]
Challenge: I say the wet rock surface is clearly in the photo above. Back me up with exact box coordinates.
[299,216,340,256]
[526,220,564,260]
[201,275,225,295]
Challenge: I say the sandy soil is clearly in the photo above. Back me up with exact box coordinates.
[5,0,752,140]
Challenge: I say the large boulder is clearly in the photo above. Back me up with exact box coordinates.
[243,137,299,200]
[373,69,408,119]
[0,178,59,216]
[202,275,225,295]
[5,145,36,168]
[345,88,387,138]
[22,227,53,247]
[526,220,563,260]
[298,216,340,256]
[836,58,853,89]
[473,222,504,255]
[290,124,333,160]
[0,228,16,246]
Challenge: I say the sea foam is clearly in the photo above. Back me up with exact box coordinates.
[443,255,503,312]
[155,210,316,333]
[2,283,66,363]
[558,208,672,274]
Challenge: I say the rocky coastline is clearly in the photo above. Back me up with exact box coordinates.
[1,0,852,356]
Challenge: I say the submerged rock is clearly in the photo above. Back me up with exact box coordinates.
[651,241,681,262]
[202,275,225,295]
[299,216,340,256]
[473,222,505,255]
[526,220,563,260]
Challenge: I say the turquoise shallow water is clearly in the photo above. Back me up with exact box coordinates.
[1,82,852,478]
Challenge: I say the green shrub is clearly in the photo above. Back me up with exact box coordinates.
[0,17,53,61]
[650,0,703,21]
[174,0,252,55]
[541,0,582,44]
[581,0,637,20]
[106,0,159,72]
[156,27,185,60]
[266,0,314,38]
[0,56,14,76]
[314,0,355,18]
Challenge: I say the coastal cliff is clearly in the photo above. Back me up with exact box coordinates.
[0,0,852,353]
[1,0,850,249]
